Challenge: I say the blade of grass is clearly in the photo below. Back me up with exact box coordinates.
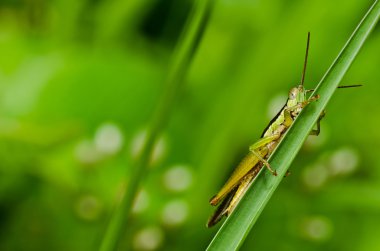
[99,1,214,251]
[206,1,380,250]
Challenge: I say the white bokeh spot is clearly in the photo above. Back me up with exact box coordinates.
[94,123,124,155]
[163,165,193,192]
[161,200,189,227]
[133,226,164,251]
[328,147,359,176]
[130,130,167,165]
[301,216,333,242]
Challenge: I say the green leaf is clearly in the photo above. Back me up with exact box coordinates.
[206,1,380,250]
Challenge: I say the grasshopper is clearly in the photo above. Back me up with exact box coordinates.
[207,32,361,228]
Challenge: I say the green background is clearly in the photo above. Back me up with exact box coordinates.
[0,0,380,250]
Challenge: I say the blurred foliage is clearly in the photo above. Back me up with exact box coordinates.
[0,0,380,251]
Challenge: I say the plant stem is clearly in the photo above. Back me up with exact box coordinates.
[99,1,214,251]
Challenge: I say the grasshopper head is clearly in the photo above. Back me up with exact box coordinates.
[287,85,306,110]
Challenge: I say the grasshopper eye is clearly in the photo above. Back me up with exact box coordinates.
[289,88,298,99]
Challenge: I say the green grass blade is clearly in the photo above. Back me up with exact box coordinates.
[206,1,380,250]
[98,1,214,251]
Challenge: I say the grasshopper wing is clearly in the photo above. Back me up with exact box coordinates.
[207,165,261,227]
[209,146,268,206]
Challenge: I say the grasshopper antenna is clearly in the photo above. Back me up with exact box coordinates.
[337,84,363,89]
[300,32,310,87]
[306,84,362,93]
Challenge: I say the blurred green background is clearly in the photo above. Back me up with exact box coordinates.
[1,0,380,250]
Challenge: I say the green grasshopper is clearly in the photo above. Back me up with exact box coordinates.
[207,32,361,228]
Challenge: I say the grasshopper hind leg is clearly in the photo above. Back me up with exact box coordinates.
[250,149,277,176]
[248,134,280,176]
[310,110,326,136]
